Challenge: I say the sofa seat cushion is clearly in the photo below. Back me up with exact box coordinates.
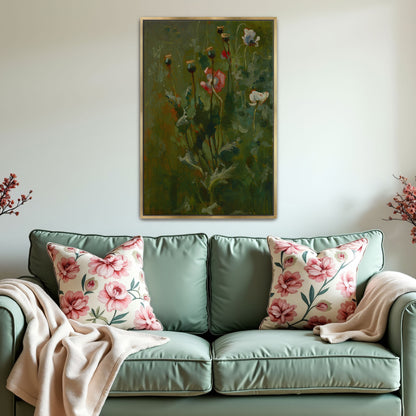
[212,330,400,395]
[109,331,212,397]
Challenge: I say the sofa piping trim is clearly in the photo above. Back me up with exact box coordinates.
[398,297,416,416]
[213,385,399,394]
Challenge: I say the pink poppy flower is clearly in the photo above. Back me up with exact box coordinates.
[60,291,89,320]
[274,271,304,297]
[221,50,230,60]
[88,254,129,279]
[336,272,356,298]
[98,281,132,312]
[268,298,297,324]
[120,237,143,250]
[338,238,368,253]
[134,304,162,330]
[337,301,356,321]
[200,68,226,94]
[272,239,306,255]
[304,315,331,329]
[57,257,80,282]
[305,257,337,282]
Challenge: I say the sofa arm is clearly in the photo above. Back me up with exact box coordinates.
[386,291,416,416]
[0,276,43,416]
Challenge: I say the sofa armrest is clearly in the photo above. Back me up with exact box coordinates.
[0,276,43,416]
[386,291,416,416]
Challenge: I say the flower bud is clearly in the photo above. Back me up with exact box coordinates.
[206,47,216,59]
[164,54,172,66]
[186,59,196,73]
[221,33,231,43]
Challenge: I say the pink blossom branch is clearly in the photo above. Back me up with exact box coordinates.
[0,173,33,217]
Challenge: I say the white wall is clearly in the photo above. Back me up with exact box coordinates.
[1,0,415,278]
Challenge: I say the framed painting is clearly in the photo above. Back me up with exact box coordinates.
[140,17,277,218]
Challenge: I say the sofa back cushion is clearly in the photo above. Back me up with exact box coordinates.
[209,230,384,336]
[29,230,209,333]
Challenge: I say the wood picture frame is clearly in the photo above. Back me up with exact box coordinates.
[140,17,277,218]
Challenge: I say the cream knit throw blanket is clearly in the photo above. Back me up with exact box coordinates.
[313,271,416,343]
[0,279,169,416]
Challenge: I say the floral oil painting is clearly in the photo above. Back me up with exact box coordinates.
[140,17,277,218]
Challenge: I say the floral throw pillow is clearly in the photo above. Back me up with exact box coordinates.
[47,237,163,330]
[260,237,368,330]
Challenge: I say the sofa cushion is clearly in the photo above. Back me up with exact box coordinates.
[212,330,400,395]
[209,230,384,335]
[29,230,209,333]
[260,236,368,330]
[47,238,163,330]
[109,331,212,397]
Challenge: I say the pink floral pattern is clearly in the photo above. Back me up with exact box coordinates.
[134,304,163,330]
[304,257,337,282]
[274,271,303,297]
[273,239,305,255]
[338,238,367,253]
[336,272,356,298]
[88,254,129,279]
[268,298,297,324]
[337,300,356,321]
[316,301,330,311]
[260,236,368,330]
[98,281,132,312]
[120,237,143,250]
[304,315,331,329]
[47,237,162,330]
[60,291,90,320]
[56,257,80,282]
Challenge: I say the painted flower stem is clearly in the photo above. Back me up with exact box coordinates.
[191,72,197,111]
[252,104,258,131]
[168,66,178,99]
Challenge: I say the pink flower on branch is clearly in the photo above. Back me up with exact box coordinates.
[385,175,416,243]
[0,173,33,216]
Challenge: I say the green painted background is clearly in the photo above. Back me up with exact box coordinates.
[142,19,276,216]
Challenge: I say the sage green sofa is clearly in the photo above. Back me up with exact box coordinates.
[1,229,415,416]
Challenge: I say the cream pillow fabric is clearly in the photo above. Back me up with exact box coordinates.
[260,236,368,330]
[47,237,162,330]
